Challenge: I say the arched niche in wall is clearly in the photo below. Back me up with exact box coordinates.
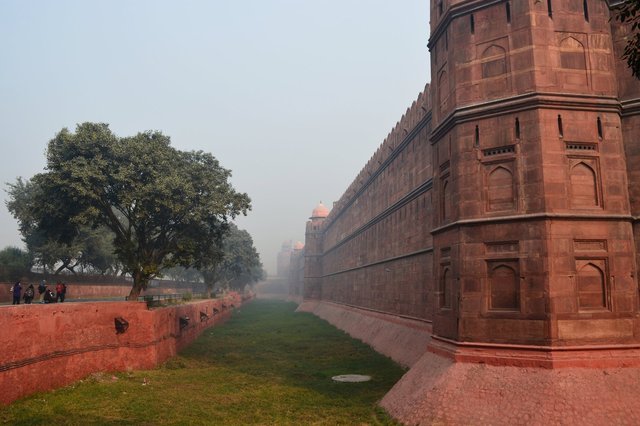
[569,161,599,208]
[576,260,608,311]
[558,35,588,87]
[489,263,519,311]
[476,37,510,99]
[481,44,508,97]
[486,165,515,212]
[481,45,507,78]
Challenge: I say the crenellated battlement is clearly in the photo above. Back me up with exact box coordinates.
[323,84,432,228]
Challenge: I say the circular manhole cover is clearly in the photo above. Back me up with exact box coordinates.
[331,374,371,383]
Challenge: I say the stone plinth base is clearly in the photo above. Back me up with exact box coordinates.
[297,300,431,367]
[429,336,640,369]
[381,347,640,425]
[296,300,640,423]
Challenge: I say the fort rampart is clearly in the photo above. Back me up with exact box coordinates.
[292,1,640,423]
[301,86,435,321]
[295,0,640,359]
[0,293,246,405]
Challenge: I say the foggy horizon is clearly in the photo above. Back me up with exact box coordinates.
[0,0,430,275]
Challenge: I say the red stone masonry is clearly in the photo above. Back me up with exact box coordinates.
[302,87,436,321]
[294,3,640,423]
[295,1,640,423]
[298,0,640,366]
[0,293,247,405]
[288,244,305,302]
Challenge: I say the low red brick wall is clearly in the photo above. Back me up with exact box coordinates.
[0,293,247,405]
[0,282,189,303]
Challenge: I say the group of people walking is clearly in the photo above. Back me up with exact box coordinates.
[10,280,67,305]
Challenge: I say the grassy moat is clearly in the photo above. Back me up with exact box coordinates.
[0,299,405,425]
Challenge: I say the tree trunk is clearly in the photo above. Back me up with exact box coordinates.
[128,271,149,301]
[128,283,142,300]
[202,270,216,299]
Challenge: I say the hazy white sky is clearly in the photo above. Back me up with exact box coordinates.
[0,0,430,275]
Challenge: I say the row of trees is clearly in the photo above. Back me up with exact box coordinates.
[5,123,264,298]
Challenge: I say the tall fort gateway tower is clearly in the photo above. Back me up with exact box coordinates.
[293,1,640,423]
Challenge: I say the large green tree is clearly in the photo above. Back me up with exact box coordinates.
[75,226,121,275]
[614,0,640,79]
[163,266,204,283]
[197,223,264,297]
[7,177,119,274]
[0,246,32,281]
[7,177,80,274]
[11,123,250,298]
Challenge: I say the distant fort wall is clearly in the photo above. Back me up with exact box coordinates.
[0,280,204,304]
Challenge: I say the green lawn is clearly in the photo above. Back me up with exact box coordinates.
[1,299,405,425]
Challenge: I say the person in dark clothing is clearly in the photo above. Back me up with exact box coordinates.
[23,284,35,304]
[38,280,46,303]
[60,283,67,302]
[43,288,56,304]
[56,282,64,302]
[11,281,22,305]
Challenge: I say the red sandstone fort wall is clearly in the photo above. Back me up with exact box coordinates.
[613,15,640,304]
[437,0,638,346]
[312,86,436,321]
[295,1,640,423]
[0,293,245,405]
[301,0,640,349]
[288,248,305,302]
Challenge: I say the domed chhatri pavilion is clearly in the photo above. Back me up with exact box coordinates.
[310,202,330,219]
[291,1,640,424]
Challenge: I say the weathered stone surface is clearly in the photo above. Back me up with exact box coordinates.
[293,0,640,349]
[381,350,640,426]
[297,300,432,368]
[291,1,640,422]
[0,293,245,405]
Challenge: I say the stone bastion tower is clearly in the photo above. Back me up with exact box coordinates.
[427,0,640,363]
[297,0,640,423]
[303,202,329,301]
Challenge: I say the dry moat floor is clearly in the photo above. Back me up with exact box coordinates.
[0,299,404,425]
